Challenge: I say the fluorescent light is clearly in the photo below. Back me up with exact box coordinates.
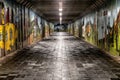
[60,17,62,24]
[60,20,62,24]
[59,2,62,7]
[60,17,62,21]
[59,12,62,16]
[59,1,63,24]
[59,8,63,11]
[59,2,63,11]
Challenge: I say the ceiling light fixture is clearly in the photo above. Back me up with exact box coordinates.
[59,12,62,16]
[59,1,63,12]
[60,17,62,24]
[59,2,62,8]
[60,17,62,21]
[59,8,63,11]
[59,1,62,24]
[60,20,62,24]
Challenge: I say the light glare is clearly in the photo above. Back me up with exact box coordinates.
[59,8,63,11]
[59,12,62,16]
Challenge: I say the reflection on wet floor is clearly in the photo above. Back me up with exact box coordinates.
[0,32,120,80]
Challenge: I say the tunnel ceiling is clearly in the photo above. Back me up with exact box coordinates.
[15,0,108,24]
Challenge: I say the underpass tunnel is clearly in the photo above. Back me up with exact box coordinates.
[0,0,120,80]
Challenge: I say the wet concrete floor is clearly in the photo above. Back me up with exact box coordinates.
[0,32,120,80]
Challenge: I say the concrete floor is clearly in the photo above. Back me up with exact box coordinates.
[0,32,120,80]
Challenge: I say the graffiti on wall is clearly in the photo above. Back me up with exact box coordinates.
[0,0,54,58]
[68,0,120,56]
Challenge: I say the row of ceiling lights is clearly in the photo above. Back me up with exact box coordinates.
[59,2,62,24]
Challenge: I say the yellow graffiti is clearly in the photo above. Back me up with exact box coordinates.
[0,25,4,49]
[1,8,4,24]
[0,5,4,49]
[5,23,17,51]
[0,23,17,51]
[0,6,18,51]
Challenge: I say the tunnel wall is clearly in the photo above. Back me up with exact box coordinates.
[68,0,120,56]
[0,0,54,57]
